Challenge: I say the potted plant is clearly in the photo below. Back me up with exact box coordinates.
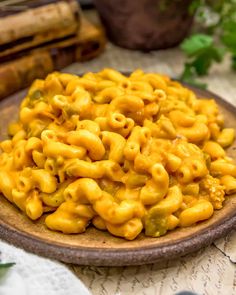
[180,0,236,87]
[93,0,194,51]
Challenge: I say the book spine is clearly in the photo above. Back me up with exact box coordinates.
[0,1,66,17]
[0,51,54,99]
[0,23,78,59]
[0,0,80,46]
[75,17,106,61]
[0,19,106,100]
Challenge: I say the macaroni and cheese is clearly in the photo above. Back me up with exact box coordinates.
[0,69,235,240]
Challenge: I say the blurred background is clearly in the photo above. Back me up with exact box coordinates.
[0,0,235,101]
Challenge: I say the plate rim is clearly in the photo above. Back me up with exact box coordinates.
[0,201,235,265]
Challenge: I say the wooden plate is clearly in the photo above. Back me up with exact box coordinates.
[0,85,235,266]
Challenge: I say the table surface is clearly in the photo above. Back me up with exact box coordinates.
[1,9,236,295]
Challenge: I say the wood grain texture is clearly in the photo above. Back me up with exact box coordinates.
[0,86,235,266]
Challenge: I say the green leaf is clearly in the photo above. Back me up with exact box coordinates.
[181,34,213,57]
[180,63,195,81]
[180,63,207,89]
[222,26,236,53]
[181,31,225,81]
[222,33,236,51]
[0,263,15,278]
[193,56,208,75]
[222,19,236,32]
[0,263,15,269]
[221,14,236,53]
[211,46,226,62]
[190,46,225,75]
[189,0,202,14]
[232,55,236,70]
[180,0,236,83]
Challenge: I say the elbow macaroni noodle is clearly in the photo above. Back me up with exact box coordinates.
[0,69,235,240]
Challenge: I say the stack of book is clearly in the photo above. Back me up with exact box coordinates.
[0,0,106,99]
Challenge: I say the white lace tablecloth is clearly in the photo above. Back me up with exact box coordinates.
[1,41,236,295]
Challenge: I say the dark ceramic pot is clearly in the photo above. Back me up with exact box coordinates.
[93,0,194,51]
